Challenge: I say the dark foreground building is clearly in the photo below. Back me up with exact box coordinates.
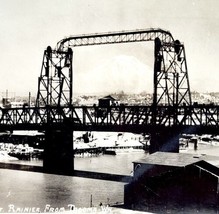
[124,152,219,213]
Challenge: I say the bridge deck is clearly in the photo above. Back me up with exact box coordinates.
[0,105,219,134]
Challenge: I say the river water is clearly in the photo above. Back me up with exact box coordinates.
[0,150,147,212]
[0,141,219,213]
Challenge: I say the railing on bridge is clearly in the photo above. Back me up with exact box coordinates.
[0,105,219,133]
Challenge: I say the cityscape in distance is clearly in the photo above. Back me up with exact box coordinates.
[0,90,219,108]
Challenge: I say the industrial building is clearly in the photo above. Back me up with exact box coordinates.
[124,152,219,212]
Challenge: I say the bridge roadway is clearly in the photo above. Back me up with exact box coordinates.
[0,104,219,134]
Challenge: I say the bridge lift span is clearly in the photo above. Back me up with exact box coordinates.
[35,28,192,174]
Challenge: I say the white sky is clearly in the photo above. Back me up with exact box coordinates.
[0,0,219,96]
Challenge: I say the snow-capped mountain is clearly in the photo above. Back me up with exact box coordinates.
[74,55,153,94]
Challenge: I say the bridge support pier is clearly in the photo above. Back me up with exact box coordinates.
[43,128,73,175]
[149,130,179,154]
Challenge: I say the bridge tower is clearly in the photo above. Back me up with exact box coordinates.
[36,46,74,175]
[153,38,191,107]
[150,38,192,153]
[36,46,73,107]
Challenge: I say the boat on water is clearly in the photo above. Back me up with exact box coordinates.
[104,146,145,155]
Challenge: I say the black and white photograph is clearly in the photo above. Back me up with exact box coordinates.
[0,0,219,213]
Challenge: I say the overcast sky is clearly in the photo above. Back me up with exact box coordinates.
[0,0,219,96]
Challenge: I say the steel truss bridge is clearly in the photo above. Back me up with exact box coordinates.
[1,28,218,174]
[0,104,219,134]
[1,28,216,134]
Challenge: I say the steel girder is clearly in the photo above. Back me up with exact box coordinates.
[0,105,219,134]
[56,28,174,51]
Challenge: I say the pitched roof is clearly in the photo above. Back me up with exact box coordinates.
[99,95,116,100]
[133,152,219,168]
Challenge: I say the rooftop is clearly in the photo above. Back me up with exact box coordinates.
[133,152,219,167]
[99,95,116,100]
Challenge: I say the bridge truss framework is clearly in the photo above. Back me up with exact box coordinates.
[0,105,219,134]
[1,28,218,173]
[36,28,191,112]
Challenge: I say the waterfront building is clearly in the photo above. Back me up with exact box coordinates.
[124,152,219,212]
